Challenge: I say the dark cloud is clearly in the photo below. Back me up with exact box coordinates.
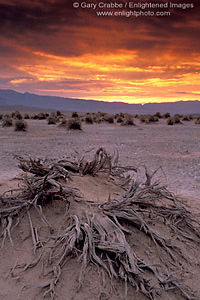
[0,0,199,57]
[0,0,199,102]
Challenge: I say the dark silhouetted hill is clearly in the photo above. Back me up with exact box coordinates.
[0,89,200,115]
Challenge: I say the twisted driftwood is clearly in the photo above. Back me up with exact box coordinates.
[0,148,200,299]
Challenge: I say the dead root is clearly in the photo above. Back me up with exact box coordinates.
[1,148,200,299]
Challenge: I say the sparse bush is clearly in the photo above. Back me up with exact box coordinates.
[195,117,200,124]
[139,115,146,123]
[122,114,134,126]
[11,111,23,120]
[163,112,170,118]
[154,112,162,118]
[167,117,174,125]
[56,110,61,116]
[103,114,114,124]
[32,114,39,119]
[189,115,193,120]
[93,115,102,123]
[58,118,67,127]
[85,115,93,124]
[38,112,46,120]
[182,115,190,121]
[97,112,106,118]
[2,116,13,127]
[72,112,79,118]
[146,115,159,123]
[24,114,30,119]
[67,118,82,130]
[167,116,182,125]
[47,115,58,125]
[114,113,119,119]
[14,119,27,131]
[0,114,3,120]
[174,115,182,124]
[116,116,124,123]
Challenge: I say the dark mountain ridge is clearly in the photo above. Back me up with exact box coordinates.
[0,89,200,115]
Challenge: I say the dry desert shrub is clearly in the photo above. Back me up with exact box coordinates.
[182,115,190,121]
[37,112,47,120]
[2,115,13,127]
[47,113,59,125]
[58,117,67,127]
[103,114,114,123]
[139,115,146,123]
[11,110,23,120]
[163,112,171,118]
[24,114,30,119]
[146,114,159,123]
[84,114,93,124]
[32,114,39,120]
[122,114,135,125]
[167,116,182,125]
[67,118,82,130]
[1,149,200,300]
[14,119,28,131]
[154,111,162,118]
[47,116,57,124]
[174,115,182,124]
[0,114,3,120]
[72,111,79,118]
[195,117,200,124]
[116,116,124,123]
[139,114,158,124]
[167,117,174,125]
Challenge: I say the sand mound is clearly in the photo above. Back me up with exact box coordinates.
[0,148,200,300]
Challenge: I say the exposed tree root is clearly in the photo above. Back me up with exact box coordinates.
[1,148,200,299]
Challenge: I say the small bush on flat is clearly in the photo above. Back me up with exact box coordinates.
[195,117,200,124]
[163,112,170,118]
[154,112,162,118]
[11,111,23,120]
[103,114,114,124]
[139,115,146,123]
[56,110,61,116]
[174,115,182,124]
[85,115,93,124]
[14,119,27,131]
[182,115,190,121]
[167,116,182,125]
[167,117,174,125]
[72,112,79,118]
[67,118,82,130]
[2,116,13,127]
[116,116,124,123]
[122,114,134,126]
[147,115,159,123]
[24,114,30,119]
[38,112,46,120]
[58,118,67,127]
[47,115,58,124]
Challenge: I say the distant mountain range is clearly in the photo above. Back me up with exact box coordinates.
[0,89,200,115]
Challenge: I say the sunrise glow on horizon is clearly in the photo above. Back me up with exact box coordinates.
[0,0,199,104]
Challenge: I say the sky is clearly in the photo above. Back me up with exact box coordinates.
[0,0,199,104]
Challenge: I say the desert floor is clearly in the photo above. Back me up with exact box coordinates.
[0,118,200,200]
[0,117,200,300]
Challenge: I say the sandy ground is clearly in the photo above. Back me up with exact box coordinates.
[0,118,200,200]
[0,117,200,300]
